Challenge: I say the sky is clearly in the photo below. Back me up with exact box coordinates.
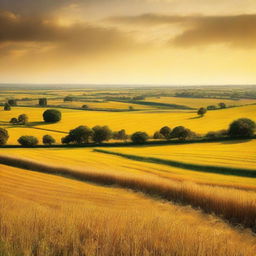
[0,0,256,85]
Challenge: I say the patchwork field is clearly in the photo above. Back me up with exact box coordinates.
[1,87,256,256]
[1,104,256,144]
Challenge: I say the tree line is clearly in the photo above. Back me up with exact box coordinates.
[0,108,255,146]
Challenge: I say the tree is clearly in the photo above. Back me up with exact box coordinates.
[64,96,73,102]
[171,126,194,141]
[219,102,226,109]
[68,126,93,144]
[39,98,47,107]
[129,106,134,111]
[8,99,17,106]
[153,131,164,139]
[0,128,9,145]
[82,105,89,109]
[131,131,149,144]
[43,109,62,123]
[113,129,128,141]
[10,117,18,124]
[92,126,112,143]
[61,135,73,144]
[197,107,207,117]
[42,135,56,145]
[160,126,171,139]
[18,114,28,125]
[18,136,38,146]
[4,103,11,111]
[228,118,256,138]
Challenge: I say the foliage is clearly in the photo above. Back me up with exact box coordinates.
[18,114,28,125]
[160,126,172,139]
[92,126,112,143]
[39,98,47,107]
[4,103,11,111]
[42,135,56,145]
[219,102,226,109]
[43,109,62,123]
[206,130,228,139]
[153,131,164,139]
[18,136,39,146]
[62,126,93,144]
[0,128,9,145]
[9,118,18,124]
[131,131,149,144]
[64,96,74,102]
[113,129,128,141]
[8,99,17,106]
[197,107,207,116]
[171,126,195,141]
[207,105,216,110]
[228,118,256,138]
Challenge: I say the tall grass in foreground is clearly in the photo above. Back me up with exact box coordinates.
[0,154,256,231]
[1,199,256,256]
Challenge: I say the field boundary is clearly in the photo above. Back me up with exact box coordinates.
[94,149,256,178]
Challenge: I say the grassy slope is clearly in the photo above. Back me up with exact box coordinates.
[1,164,256,255]
[1,104,256,144]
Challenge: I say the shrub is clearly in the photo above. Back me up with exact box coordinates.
[171,126,195,141]
[129,106,134,111]
[131,131,149,144]
[82,105,89,109]
[207,105,216,110]
[206,130,228,139]
[43,109,62,123]
[0,128,9,145]
[92,126,112,143]
[18,136,38,147]
[197,107,207,116]
[153,131,164,139]
[18,114,28,125]
[61,135,73,144]
[219,102,226,109]
[8,99,17,106]
[42,135,56,145]
[160,126,171,139]
[228,118,256,138]
[10,118,18,124]
[69,126,93,144]
[113,129,128,141]
[64,96,73,102]
[4,103,11,111]
[39,98,47,107]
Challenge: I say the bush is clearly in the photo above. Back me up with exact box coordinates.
[206,130,228,139]
[113,129,128,141]
[153,131,164,139]
[197,107,207,116]
[129,106,134,111]
[82,105,89,109]
[131,131,149,144]
[69,126,93,144]
[61,135,73,144]
[43,109,62,123]
[159,126,171,139]
[18,136,38,147]
[207,105,216,110]
[18,114,28,125]
[92,126,112,143]
[42,135,56,145]
[219,102,226,109]
[8,99,17,106]
[64,96,73,102]
[4,103,11,111]
[10,118,18,124]
[171,126,195,141]
[228,118,256,138]
[0,128,9,145]
[39,98,47,107]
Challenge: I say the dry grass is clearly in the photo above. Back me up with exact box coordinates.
[1,164,256,256]
[0,154,256,230]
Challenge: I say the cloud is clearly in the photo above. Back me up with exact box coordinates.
[0,10,141,57]
[108,13,256,48]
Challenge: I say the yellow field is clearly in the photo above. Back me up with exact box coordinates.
[1,104,255,144]
[147,96,256,108]
[1,160,256,255]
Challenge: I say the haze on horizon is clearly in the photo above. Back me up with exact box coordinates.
[0,0,256,86]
